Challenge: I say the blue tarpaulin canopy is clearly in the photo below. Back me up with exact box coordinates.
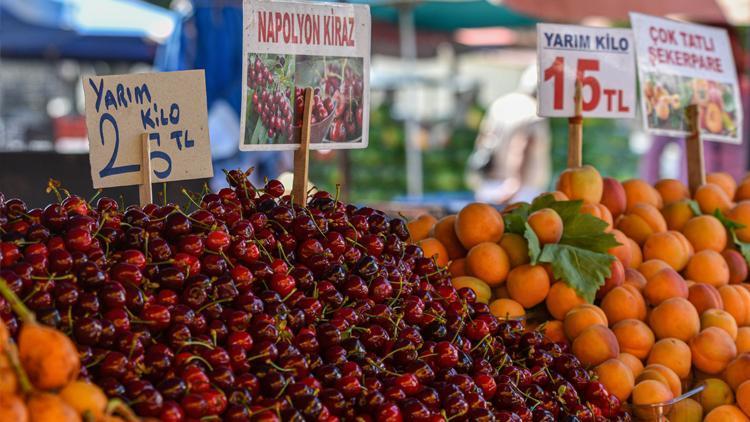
[0,0,177,61]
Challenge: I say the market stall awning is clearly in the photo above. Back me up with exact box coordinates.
[347,0,537,31]
[0,0,177,61]
[501,0,727,24]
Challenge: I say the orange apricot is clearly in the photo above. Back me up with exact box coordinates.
[702,308,739,340]
[601,284,648,325]
[581,203,614,231]
[691,327,738,374]
[407,214,437,243]
[631,379,674,406]
[540,320,567,345]
[729,201,750,243]
[608,229,632,267]
[601,177,627,218]
[720,285,750,327]
[628,238,643,269]
[454,203,505,249]
[647,338,692,379]
[639,364,683,397]
[527,208,563,245]
[556,165,603,204]
[430,215,466,260]
[623,179,664,211]
[639,259,671,280]
[662,199,697,231]
[571,325,620,366]
[688,283,724,314]
[695,183,733,215]
[546,282,587,321]
[737,180,750,201]
[448,258,466,277]
[612,319,654,359]
[595,358,635,401]
[655,178,690,205]
[724,353,750,391]
[506,264,550,309]
[417,238,449,268]
[643,230,693,271]
[488,298,525,320]
[700,378,736,414]
[736,380,750,416]
[683,215,727,252]
[617,203,667,245]
[737,327,750,354]
[596,260,625,300]
[704,405,750,422]
[643,267,689,306]
[563,304,608,341]
[624,268,647,291]
[708,172,738,199]
[465,242,510,287]
[452,276,491,304]
[499,233,529,268]
[649,297,700,341]
[724,249,749,284]
[685,250,730,287]
[618,352,645,378]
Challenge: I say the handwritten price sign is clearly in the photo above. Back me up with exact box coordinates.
[537,24,636,118]
[84,70,212,189]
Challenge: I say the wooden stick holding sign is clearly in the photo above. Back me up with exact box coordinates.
[567,79,583,168]
[292,87,314,207]
[685,104,705,195]
[138,134,153,207]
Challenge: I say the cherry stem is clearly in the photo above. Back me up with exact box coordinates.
[105,399,139,422]
[185,354,214,371]
[0,276,36,324]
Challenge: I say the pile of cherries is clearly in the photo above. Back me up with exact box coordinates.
[249,55,294,140]
[324,63,364,142]
[0,172,631,421]
[292,86,335,128]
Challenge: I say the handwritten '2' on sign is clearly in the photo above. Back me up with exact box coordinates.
[543,32,630,53]
[88,77,196,180]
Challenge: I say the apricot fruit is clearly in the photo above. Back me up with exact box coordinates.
[729,201,750,243]
[735,380,750,416]
[631,379,674,406]
[685,250,730,287]
[703,405,749,422]
[608,229,632,267]
[430,215,466,260]
[623,179,664,211]
[595,358,634,401]
[571,324,620,366]
[448,258,466,277]
[724,249,749,284]
[451,276,491,304]
[601,284,648,325]
[499,233,529,268]
[617,203,667,245]
[454,203,505,249]
[695,183,733,215]
[638,364,682,397]
[639,259,672,280]
[663,199,697,232]
[700,378,736,414]
[737,327,750,354]
[724,353,750,391]
[596,259,625,300]
[580,203,613,231]
[643,267,689,306]
[720,285,750,326]
[647,337,692,379]
[702,308,739,339]
[417,238,449,268]
[655,178,690,205]
[624,268,647,291]
[407,214,437,243]
[556,165,603,204]
[691,327,738,374]
[643,230,693,271]
[618,352,645,378]
[527,208,563,245]
[649,297,700,341]
[563,304,608,341]
[688,283,724,314]
[546,281,587,320]
[506,264,550,308]
[612,319,654,359]
[540,320,567,345]
[489,298,525,320]
[465,242,510,286]
[708,172,737,199]
[683,215,727,252]
[601,177,627,218]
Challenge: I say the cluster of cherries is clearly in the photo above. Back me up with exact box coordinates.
[292,86,335,128]
[0,172,631,421]
[325,63,365,142]
[249,55,294,140]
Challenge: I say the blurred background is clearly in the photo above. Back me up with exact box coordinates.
[0,0,747,212]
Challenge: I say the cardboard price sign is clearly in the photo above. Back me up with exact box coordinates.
[240,0,371,151]
[84,70,213,189]
[537,23,636,118]
[630,13,743,143]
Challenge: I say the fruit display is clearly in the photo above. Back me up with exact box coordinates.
[0,281,137,422]
[410,167,750,421]
[0,174,631,421]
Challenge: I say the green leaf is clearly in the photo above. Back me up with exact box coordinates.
[560,213,621,253]
[529,194,557,212]
[547,200,584,225]
[503,202,530,235]
[714,209,746,230]
[688,200,703,217]
[524,222,542,264]
[538,244,615,303]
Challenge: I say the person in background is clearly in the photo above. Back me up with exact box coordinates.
[156,0,291,190]
[466,65,551,204]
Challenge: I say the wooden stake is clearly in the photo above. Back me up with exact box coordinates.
[567,79,583,168]
[292,87,314,207]
[685,104,705,195]
[139,134,153,207]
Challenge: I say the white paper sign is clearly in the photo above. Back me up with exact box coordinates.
[84,70,213,189]
[630,13,742,143]
[537,23,636,118]
[240,0,371,151]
